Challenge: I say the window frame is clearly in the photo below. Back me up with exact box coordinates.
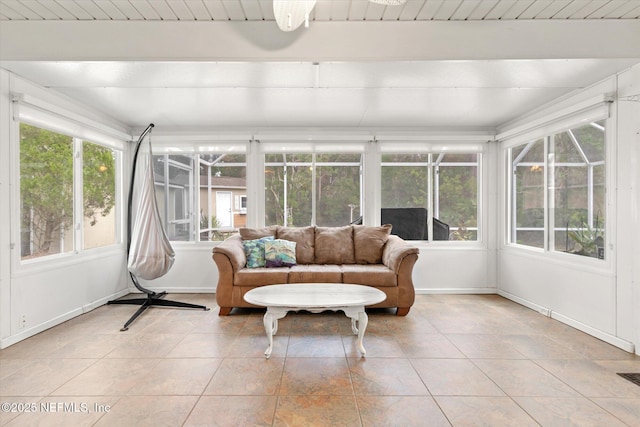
[263,151,364,227]
[504,111,611,264]
[112,137,487,246]
[13,109,125,268]
[378,143,484,243]
[149,142,249,243]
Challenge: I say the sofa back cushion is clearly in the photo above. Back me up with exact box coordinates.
[277,226,315,264]
[239,226,278,240]
[353,224,392,264]
[315,225,355,264]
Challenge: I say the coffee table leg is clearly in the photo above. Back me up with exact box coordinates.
[356,311,368,355]
[344,306,368,356]
[263,308,288,359]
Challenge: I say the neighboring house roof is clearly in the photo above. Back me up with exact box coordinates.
[201,175,246,189]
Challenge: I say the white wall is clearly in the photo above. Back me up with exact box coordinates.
[616,65,640,353]
[0,71,131,349]
[0,70,12,346]
[497,70,640,354]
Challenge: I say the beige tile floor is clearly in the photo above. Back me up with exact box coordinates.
[1,294,639,426]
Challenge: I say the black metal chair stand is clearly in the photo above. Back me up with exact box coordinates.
[108,274,209,331]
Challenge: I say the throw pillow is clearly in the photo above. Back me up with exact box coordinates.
[243,236,275,268]
[276,226,315,264]
[315,225,355,264]
[353,224,393,264]
[265,239,297,268]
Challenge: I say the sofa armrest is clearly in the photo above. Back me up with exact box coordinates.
[212,234,246,272]
[382,235,419,274]
[383,235,419,315]
[212,234,245,315]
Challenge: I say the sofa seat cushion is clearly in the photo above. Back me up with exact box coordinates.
[288,265,342,283]
[341,264,397,287]
[234,267,289,286]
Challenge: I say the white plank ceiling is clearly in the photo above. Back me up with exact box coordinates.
[1,0,639,21]
[1,0,639,130]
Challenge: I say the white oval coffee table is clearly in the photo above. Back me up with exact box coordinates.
[244,283,386,358]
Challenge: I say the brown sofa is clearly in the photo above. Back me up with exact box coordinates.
[212,224,419,316]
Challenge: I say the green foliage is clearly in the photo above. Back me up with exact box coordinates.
[20,123,116,256]
[568,220,604,257]
[200,212,222,229]
[20,124,74,255]
[83,142,116,226]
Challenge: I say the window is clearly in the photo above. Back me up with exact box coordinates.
[436,153,479,240]
[200,153,247,241]
[381,151,480,241]
[508,120,606,259]
[19,123,120,260]
[83,141,117,249]
[152,150,247,242]
[551,121,606,258]
[265,152,362,227]
[20,124,74,259]
[510,138,545,248]
[153,154,194,241]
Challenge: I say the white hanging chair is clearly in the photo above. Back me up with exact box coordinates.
[108,124,209,331]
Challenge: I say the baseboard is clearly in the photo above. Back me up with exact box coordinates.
[84,289,130,312]
[498,289,636,354]
[551,311,635,354]
[496,290,553,317]
[416,287,498,295]
[0,308,83,349]
[0,288,131,350]
[121,287,216,294]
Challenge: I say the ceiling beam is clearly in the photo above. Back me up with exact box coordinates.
[2,20,640,62]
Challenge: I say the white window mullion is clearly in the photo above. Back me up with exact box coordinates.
[363,141,380,226]
[283,155,288,227]
[546,135,554,253]
[477,152,483,243]
[248,140,262,228]
[588,164,594,228]
[427,153,434,242]
[73,138,83,252]
[510,149,516,244]
[207,163,213,239]
[189,155,196,240]
[311,153,316,226]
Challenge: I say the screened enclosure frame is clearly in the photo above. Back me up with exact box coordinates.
[506,117,609,260]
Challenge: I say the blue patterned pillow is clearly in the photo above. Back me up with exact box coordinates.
[265,239,297,268]
[243,236,275,268]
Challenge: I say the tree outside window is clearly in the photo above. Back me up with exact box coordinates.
[381,152,479,241]
[510,138,545,249]
[265,153,361,227]
[83,141,117,249]
[20,123,117,259]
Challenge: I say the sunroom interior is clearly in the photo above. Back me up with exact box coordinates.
[1,0,639,363]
